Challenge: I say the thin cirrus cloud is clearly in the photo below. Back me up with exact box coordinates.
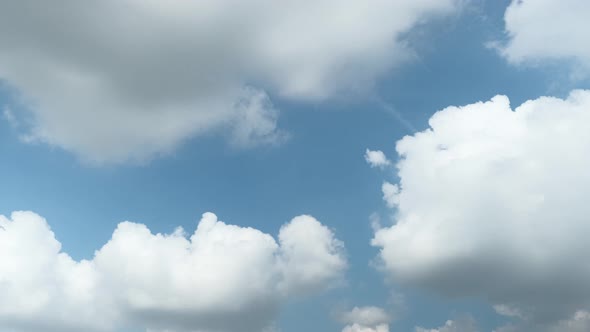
[0,0,459,164]
[498,0,590,71]
[370,89,590,331]
[0,211,346,332]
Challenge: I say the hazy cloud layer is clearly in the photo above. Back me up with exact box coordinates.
[0,0,458,164]
[0,211,346,332]
[372,90,590,328]
[415,316,478,332]
[495,310,590,332]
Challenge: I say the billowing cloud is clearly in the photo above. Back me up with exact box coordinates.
[371,90,590,327]
[340,306,391,332]
[0,0,459,164]
[0,211,346,332]
[365,149,392,169]
[498,0,590,70]
[0,211,113,332]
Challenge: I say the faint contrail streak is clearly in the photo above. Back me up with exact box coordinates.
[372,96,418,134]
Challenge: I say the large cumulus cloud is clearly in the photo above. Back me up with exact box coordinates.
[0,0,458,164]
[0,211,346,332]
[371,90,590,328]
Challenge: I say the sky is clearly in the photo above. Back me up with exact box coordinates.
[1,1,590,331]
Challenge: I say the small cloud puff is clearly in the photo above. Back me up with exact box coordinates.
[365,149,392,169]
[340,306,391,332]
[415,316,478,332]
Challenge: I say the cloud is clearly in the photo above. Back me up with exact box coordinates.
[544,312,590,332]
[342,324,389,332]
[2,106,17,128]
[495,311,590,332]
[0,0,459,164]
[371,90,590,327]
[0,211,346,332]
[276,215,347,294]
[381,182,400,208]
[498,0,590,70]
[365,149,392,169]
[415,316,478,332]
[340,306,391,332]
[227,88,288,148]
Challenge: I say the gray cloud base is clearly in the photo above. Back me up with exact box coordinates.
[0,0,457,164]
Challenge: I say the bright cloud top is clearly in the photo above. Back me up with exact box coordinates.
[372,90,590,327]
[499,0,590,69]
[340,306,391,332]
[0,0,458,164]
[0,211,346,332]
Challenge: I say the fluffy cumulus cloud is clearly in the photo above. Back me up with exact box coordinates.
[499,0,590,69]
[365,149,392,169]
[0,0,459,164]
[0,211,346,332]
[340,306,391,332]
[371,90,590,329]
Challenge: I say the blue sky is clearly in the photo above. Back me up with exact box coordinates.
[2,1,590,332]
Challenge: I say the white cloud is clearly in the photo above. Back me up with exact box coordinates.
[365,149,392,169]
[371,90,590,327]
[343,324,389,332]
[0,211,346,332]
[499,0,590,70]
[341,306,391,327]
[415,317,478,332]
[0,0,459,164]
[381,182,400,208]
[340,306,391,332]
[276,215,347,294]
[0,211,114,332]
